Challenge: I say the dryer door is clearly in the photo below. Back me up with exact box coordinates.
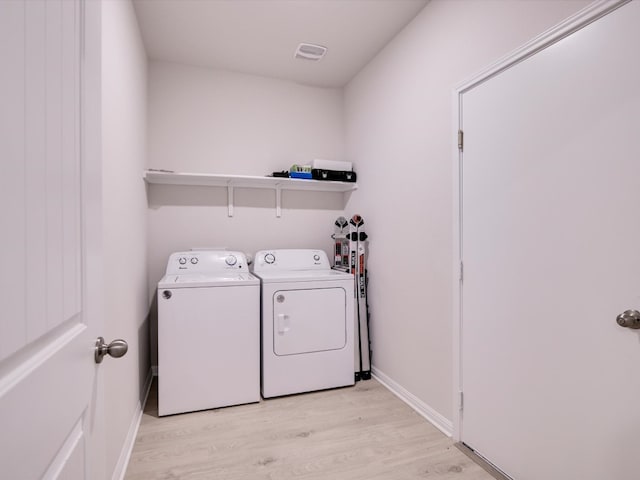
[273,287,346,356]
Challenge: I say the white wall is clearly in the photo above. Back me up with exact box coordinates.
[147,62,346,364]
[344,0,591,424]
[102,0,149,477]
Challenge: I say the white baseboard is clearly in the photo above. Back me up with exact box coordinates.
[372,366,453,437]
[111,369,153,480]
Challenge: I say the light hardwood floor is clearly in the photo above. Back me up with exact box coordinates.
[125,379,494,479]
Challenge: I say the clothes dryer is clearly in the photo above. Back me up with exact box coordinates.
[253,249,354,398]
[157,250,259,416]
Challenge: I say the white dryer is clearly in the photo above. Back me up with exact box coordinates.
[157,250,260,416]
[253,249,354,398]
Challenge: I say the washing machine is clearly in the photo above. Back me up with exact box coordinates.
[253,249,354,398]
[157,250,260,416]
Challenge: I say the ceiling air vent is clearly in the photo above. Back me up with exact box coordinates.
[295,43,327,61]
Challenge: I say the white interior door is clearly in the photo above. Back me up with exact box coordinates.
[0,1,104,478]
[460,2,640,479]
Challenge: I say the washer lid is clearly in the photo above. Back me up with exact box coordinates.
[253,269,353,283]
[158,272,259,288]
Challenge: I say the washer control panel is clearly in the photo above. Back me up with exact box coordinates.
[165,251,248,274]
[253,249,330,272]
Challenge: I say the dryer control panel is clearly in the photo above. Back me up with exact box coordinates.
[253,249,330,272]
[165,250,249,274]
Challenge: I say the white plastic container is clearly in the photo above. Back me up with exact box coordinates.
[312,159,353,171]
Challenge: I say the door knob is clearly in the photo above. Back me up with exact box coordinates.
[616,310,640,329]
[95,337,129,363]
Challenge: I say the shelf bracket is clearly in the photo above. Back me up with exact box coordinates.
[227,185,234,217]
[275,185,282,218]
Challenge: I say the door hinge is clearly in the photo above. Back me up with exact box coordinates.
[458,129,464,151]
[459,261,464,282]
[459,391,464,411]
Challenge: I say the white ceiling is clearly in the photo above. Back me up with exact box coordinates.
[132,0,429,88]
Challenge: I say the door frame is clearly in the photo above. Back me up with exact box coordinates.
[450,0,629,442]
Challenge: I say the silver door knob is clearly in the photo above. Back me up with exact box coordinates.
[95,337,129,363]
[616,310,640,329]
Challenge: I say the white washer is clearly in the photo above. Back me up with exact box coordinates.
[253,249,354,398]
[157,250,260,416]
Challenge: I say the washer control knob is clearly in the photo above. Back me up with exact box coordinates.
[313,254,320,261]
[225,255,237,266]
[190,257,198,264]
[178,257,187,265]
[264,253,276,264]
